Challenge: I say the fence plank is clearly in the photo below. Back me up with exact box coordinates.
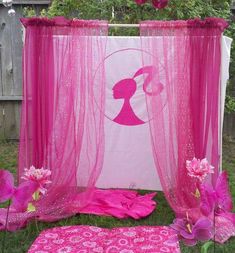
[3,101,21,139]
[0,8,14,96]
[223,113,235,139]
[0,103,4,138]
[0,4,49,139]
[11,7,24,96]
[0,96,22,100]
[0,42,2,96]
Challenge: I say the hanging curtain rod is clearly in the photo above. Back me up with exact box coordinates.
[108,24,139,28]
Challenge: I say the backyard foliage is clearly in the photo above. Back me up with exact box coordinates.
[26,0,232,22]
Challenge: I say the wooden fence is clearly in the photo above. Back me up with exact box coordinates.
[0,0,51,139]
[0,0,234,140]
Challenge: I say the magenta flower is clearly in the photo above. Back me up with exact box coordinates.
[11,181,39,212]
[186,158,214,182]
[21,166,51,195]
[135,0,169,9]
[152,0,169,9]
[170,217,213,246]
[0,170,15,203]
[200,171,233,217]
[135,0,148,4]
[0,169,38,212]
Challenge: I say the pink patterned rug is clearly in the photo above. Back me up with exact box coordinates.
[28,225,181,253]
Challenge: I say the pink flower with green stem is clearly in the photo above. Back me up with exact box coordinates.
[186,157,214,199]
[0,169,38,212]
[0,168,39,250]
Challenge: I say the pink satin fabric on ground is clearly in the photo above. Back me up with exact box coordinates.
[28,225,180,253]
[80,189,157,219]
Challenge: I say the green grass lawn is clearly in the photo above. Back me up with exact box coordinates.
[0,138,235,253]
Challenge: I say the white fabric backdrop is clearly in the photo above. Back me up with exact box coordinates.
[96,36,232,191]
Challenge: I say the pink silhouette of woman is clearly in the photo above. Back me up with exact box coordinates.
[113,66,163,126]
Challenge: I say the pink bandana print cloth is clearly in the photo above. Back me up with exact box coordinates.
[28,225,180,253]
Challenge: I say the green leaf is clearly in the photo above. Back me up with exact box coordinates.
[33,191,40,201]
[201,241,214,253]
[27,203,36,212]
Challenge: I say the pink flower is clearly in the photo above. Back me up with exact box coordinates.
[200,171,233,217]
[152,0,169,9]
[170,217,213,246]
[135,0,148,4]
[186,158,214,182]
[135,0,169,8]
[0,169,15,203]
[11,181,39,212]
[21,166,51,195]
[0,169,38,212]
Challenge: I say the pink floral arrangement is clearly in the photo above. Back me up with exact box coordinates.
[186,158,214,182]
[135,0,169,9]
[170,157,235,246]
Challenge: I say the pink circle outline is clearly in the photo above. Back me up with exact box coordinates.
[92,47,167,124]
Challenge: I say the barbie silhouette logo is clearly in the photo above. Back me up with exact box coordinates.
[94,47,165,126]
[113,66,163,126]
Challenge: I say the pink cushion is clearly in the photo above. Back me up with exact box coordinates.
[28,225,180,253]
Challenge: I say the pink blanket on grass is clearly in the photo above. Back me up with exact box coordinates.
[28,225,181,253]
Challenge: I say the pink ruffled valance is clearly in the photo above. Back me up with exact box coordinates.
[21,17,228,32]
[20,16,108,28]
[140,17,228,32]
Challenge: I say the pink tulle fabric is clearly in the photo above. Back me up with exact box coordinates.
[16,17,108,226]
[1,17,158,231]
[28,225,180,253]
[140,18,228,219]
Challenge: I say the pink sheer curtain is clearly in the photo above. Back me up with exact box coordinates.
[16,17,108,224]
[140,18,228,219]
